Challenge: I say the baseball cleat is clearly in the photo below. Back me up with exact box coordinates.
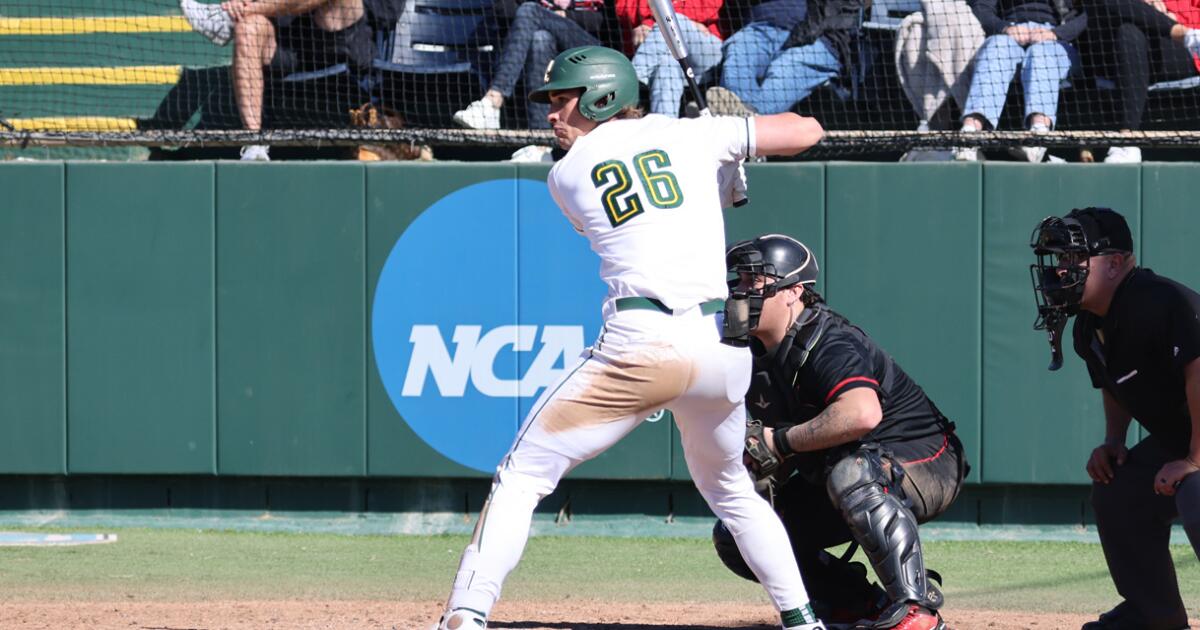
[430,607,487,630]
[880,605,945,630]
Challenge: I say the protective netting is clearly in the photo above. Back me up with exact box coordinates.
[2,0,1200,159]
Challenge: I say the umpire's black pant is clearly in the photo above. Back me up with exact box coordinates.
[1092,435,1200,629]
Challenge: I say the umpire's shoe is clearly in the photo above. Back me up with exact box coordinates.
[430,607,487,630]
[1082,601,1188,630]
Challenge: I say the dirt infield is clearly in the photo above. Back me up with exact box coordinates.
[8,600,1192,630]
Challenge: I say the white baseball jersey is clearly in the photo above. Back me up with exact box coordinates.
[547,114,756,313]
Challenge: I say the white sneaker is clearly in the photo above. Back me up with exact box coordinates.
[1011,123,1048,163]
[1185,28,1200,56]
[510,144,553,163]
[429,608,487,630]
[1104,145,1142,163]
[953,124,980,161]
[239,144,270,161]
[180,0,233,46]
[706,86,757,117]
[452,98,501,130]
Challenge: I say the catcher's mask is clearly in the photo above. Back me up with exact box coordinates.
[723,234,818,347]
[1029,207,1132,370]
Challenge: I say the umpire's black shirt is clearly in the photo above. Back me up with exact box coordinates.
[747,305,949,447]
[1073,268,1200,458]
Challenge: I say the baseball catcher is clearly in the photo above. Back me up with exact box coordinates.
[715,234,969,630]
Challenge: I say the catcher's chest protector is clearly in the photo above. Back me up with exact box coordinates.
[746,307,833,430]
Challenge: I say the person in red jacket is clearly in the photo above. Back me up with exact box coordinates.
[1080,0,1200,162]
[616,0,727,114]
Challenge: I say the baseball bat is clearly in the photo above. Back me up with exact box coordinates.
[646,0,710,116]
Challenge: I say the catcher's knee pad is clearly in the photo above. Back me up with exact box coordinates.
[711,520,758,582]
[826,451,939,611]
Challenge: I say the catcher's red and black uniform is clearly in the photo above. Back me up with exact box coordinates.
[733,302,969,618]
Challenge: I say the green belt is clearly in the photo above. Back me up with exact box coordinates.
[614,297,725,316]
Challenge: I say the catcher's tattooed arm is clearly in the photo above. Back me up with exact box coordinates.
[766,388,882,455]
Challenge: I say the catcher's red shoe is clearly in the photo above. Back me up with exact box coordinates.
[889,606,946,630]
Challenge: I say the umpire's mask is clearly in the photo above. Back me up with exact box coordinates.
[1029,207,1133,370]
[1030,215,1092,326]
[723,234,818,347]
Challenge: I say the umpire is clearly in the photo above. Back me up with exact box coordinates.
[713,234,968,630]
[1030,207,1200,630]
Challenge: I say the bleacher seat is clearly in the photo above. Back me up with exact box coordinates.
[863,0,920,30]
[373,0,496,75]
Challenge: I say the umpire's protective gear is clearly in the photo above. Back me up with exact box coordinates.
[827,448,942,612]
[528,46,639,122]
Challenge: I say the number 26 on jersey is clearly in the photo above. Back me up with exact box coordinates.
[590,149,683,228]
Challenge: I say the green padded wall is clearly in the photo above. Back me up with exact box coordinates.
[66,163,215,474]
[1,161,1197,484]
[981,165,1142,483]
[366,163,517,478]
[0,163,65,473]
[216,163,366,476]
[1141,165,1200,289]
[826,163,983,482]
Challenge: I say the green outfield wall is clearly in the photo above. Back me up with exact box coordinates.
[1,162,1195,504]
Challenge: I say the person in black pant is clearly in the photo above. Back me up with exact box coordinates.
[1030,207,1200,630]
[1079,0,1200,162]
[713,234,969,630]
[452,0,608,130]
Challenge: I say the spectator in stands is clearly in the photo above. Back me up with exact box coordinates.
[618,0,726,115]
[452,0,607,132]
[894,0,985,160]
[180,0,374,161]
[954,0,1086,162]
[705,0,868,115]
[1080,0,1200,162]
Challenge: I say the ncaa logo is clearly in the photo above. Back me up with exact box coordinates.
[373,180,606,472]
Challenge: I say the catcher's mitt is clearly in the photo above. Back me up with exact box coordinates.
[744,419,782,479]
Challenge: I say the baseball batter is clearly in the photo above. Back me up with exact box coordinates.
[431,45,826,630]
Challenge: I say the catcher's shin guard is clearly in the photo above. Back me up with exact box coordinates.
[827,451,939,612]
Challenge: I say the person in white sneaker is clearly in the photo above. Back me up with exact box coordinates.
[453,0,607,131]
[1079,0,1200,164]
[895,0,985,161]
[179,0,374,159]
[625,0,727,115]
[710,0,867,117]
[955,0,1086,162]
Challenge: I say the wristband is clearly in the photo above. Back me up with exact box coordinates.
[773,425,795,458]
[1186,456,1200,470]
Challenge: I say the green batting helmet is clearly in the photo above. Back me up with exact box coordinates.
[529,46,639,122]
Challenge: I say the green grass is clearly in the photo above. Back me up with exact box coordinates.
[0,528,1196,613]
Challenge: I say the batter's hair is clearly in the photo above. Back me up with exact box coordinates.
[801,286,825,307]
[615,104,644,119]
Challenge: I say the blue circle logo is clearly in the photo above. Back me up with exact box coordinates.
[373,179,607,473]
